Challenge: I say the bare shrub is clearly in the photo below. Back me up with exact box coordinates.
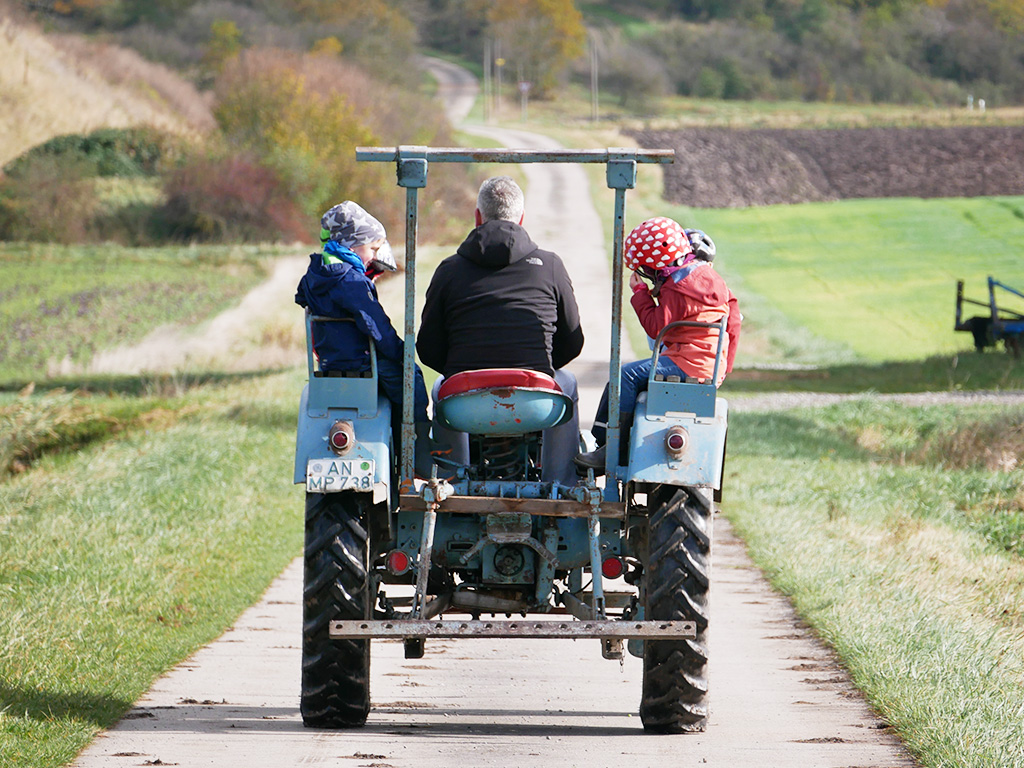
[158,150,306,243]
[212,49,386,224]
[118,22,202,69]
[0,154,97,243]
[297,1,420,88]
[212,47,475,243]
[287,51,475,241]
[919,413,1024,472]
[586,30,670,110]
[180,1,273,46]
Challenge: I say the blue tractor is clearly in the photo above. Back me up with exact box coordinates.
[294,147,729,732]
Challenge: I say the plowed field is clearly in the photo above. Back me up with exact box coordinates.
[631,126,1024,207]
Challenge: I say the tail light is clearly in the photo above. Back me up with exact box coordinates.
[328,420,355,455]
[601,556,624,580]
[665,426,689,459]
[385,549,411,575]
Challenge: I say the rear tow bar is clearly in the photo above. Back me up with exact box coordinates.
[329,619,696,639]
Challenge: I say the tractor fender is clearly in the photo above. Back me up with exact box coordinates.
[294,383,393,505]
[626,392,728,489]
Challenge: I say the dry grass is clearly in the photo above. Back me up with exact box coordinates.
[0,386,116,476]
[917,412,1024,472]
[56,34,215,134]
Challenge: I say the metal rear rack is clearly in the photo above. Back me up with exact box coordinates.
[330,618,696,639]
[355,145,674,494]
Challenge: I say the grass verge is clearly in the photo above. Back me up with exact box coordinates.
[0,371,304,768]
[726,401,1024,767]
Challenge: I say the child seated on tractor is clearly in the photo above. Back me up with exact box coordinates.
[575,217,741,472]
[295,201,433,476]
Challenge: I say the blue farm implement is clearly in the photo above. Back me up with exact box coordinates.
[294,147,729,733]
[955,276,1024,357]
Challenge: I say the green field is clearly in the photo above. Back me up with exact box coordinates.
[692,196,1024,362]
[0,373,303,768]
[0,243,291,384]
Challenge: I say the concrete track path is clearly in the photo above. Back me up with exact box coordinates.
[72,519,915,768]
[72,59,917,768]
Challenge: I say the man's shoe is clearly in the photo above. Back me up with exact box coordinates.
[573,444,606,475]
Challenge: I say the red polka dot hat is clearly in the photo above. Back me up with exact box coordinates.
[624,216,692,272]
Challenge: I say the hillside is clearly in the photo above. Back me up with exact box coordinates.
[0,7,212,167]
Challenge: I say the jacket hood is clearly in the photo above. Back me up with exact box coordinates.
[671,261,727,306]
[456,219,538,268]
[301,252,361,298]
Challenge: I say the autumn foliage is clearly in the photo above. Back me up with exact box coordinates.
[487,0,585,97]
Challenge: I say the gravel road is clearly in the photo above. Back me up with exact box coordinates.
[729,389,1024,411]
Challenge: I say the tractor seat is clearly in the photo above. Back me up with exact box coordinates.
[436,368,573,435]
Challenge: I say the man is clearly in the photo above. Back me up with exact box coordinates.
[417,176,584,484]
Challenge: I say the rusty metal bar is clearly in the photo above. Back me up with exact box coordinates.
[356,146,674,165]
[329,618,695,639]
[399,494,625,518]
[400,183,419,488]
[367,591,636,611]
[587,513,606,618]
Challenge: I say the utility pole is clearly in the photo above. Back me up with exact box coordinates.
[483,39,492,123]
[589,31,599,122]
[494,40,504,120]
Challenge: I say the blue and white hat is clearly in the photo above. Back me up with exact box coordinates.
[320,201,396,273]
[320,201,387,249]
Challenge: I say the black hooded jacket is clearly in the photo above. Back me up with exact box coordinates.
[417,219,584,377]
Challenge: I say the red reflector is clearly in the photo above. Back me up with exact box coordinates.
[666,426,689,457]
[601,556,624,579]
[328,420,355,455]
[386,550,410,575]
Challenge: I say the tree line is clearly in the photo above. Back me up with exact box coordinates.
[578,0,1024,107]
[6,0,1023,245]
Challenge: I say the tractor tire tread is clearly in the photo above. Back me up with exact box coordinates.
[641,486,712,733]
[301,493,371,729]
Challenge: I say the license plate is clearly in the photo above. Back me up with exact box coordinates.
[306,458,375,492]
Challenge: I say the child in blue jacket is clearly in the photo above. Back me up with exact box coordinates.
[295,201,432,475]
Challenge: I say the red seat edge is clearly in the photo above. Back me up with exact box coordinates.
[437,368,562,401]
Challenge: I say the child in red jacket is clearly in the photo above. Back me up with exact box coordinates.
[575,216,741,472]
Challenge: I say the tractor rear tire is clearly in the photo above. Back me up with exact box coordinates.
[300,492,371,728]
[640,486,712,733]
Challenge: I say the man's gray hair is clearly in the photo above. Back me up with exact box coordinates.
[476,176,525,223]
